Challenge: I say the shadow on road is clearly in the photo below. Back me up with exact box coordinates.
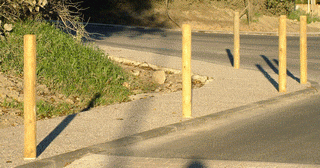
[259,55,300,83]
[256,64,279,91]
[272,59,300,83]
[260,55,278,74]
[36,93,102,157]
[226,49,234,67]
[85,25,167,40]
[186,160,207,168]
[77,0,170,29]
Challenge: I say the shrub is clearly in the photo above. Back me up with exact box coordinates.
[264,0,295,15]
[0,0,88,42]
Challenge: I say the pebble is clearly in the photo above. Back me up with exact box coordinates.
[65,98,75,104]
[131,70,140,76]
[139,63,150,68]
[122,82,130,89]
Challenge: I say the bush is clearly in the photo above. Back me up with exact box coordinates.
[0,0,88,42]
[264,0,295,15]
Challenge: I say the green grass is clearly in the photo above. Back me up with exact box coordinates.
[288,9,320,23]
[0,20,138,119]
[1,98,23,111]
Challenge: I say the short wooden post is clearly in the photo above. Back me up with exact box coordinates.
[279,15,287,93]
[234,11,240,69]
[182,24,192,118]
[300,16,307,84]
[24,35,37,159]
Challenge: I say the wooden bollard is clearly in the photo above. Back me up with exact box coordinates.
[24,35,37,159]
[300,15,307,84]
[234,11,240,69]
[278,15,287,93]
[182,24,192,118]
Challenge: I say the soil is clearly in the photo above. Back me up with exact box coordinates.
[1,1,320,129]
[0,59,209,129]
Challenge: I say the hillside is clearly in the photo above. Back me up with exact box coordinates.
[81,0,320,33]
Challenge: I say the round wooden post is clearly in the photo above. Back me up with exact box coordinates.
[182,24,192,118]
[300,15,307,84]
[279,15,287,93]
[234,11,240,69]
[24,35,37,159]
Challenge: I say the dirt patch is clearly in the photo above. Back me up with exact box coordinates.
[0,59,210,129]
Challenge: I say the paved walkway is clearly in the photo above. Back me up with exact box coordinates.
[1,44,319,168]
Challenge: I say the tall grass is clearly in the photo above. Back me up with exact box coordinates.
[0,20,132,118]
[288,9,320,23]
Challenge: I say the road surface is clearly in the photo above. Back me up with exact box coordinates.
[85,24,320,83]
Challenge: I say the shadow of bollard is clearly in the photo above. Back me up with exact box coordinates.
[272,59,300,83]
[256,64,279,91]
[36,93,102,157]
[260,55,278,74]
[186,160,207,168]
[36,114,77,157]
[226,49,234,67]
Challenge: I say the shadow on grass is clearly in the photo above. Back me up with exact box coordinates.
[36,93,101,157]
[256,64,279,91]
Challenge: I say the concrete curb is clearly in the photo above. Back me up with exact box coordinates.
[16,80,319,168]
[108,55,214,85]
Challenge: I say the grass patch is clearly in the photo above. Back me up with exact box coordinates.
[0,98,23,111]
[288,9,320,23]
[0,20,150,119]
[36,100,75,119]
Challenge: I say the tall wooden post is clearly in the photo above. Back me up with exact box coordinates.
[278,15,287,93]
[300,16,307,84]
[24,35,37,159]
[182,24,192,118]
[234,11,240,69]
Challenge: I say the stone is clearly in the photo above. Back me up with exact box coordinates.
[65,98,75,104]
[152,71,166,84]
[37,84,50,94]
[192,75,208,84]
[122,82,130,89]
[139,63,150,68]
[131,70,140,76]
[57,94,64,99]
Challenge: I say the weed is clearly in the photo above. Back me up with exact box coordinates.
[0,98,23,110]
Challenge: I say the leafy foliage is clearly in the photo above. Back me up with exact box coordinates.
[264,0,295,15]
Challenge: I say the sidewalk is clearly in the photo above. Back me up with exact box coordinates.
[1,45,318,168]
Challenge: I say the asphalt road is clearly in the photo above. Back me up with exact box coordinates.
[86,24,320,165]
[85,24,320,83]
[102,93,320,165]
